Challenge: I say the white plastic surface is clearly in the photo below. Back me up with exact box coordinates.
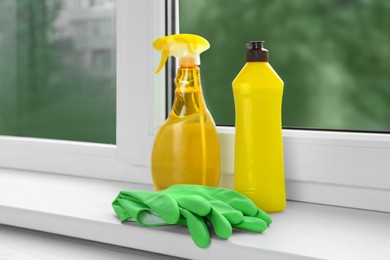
[1,168,390,260]
[218,127,390,213]
[0,225,182,260]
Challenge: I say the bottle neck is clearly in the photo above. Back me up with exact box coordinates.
[174,66,202,90]
[172,66,205,117]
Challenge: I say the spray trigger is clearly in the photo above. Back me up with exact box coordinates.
[155,49,170,74]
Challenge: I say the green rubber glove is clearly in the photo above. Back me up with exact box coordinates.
[160,185,271,247]
[113,190,214,247]
[112,185,272,248]
[162,184,272,227]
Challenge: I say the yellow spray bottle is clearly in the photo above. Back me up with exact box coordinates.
[233,41,286,212]
[152,34,220,191]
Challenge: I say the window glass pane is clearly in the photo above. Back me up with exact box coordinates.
[0,0,116,143]
[180,0,390,132]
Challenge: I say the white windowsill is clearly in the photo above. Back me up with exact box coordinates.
[0,225,181,260]
[1,168,389,260]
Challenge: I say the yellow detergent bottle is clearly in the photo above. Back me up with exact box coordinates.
[152,34,220,191]
[232,41,286,212]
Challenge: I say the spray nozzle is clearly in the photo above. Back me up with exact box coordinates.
[153,34,210,74]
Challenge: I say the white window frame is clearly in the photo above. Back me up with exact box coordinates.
[175,0,390,213]
[0,0,389,213]
[0,0,166,184]
[219,127,390,212]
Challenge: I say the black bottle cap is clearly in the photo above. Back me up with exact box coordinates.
[246,41,269,62]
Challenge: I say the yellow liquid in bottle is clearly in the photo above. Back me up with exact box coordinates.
[152,67,220,191]
[233,62,286,212]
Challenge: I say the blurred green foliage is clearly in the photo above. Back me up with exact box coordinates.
[0,0,116,143]
[180,0,390,131]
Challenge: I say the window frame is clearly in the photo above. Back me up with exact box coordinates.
[0,0,166,183]
[0,0,389,213]
[218,127,390,212]
[174,1,390,212]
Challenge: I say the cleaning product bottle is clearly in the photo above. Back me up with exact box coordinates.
[232,41,286,212]
[152,34,220,191]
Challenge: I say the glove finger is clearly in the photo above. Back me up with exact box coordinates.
[233,216,268,233]
[191,186,258,217]
[255,208,272,226]
[215,189,258,216]
[180,208,211,248]
[209,200,243,225]
[176,195,211,216]
[206,208,232,239]
[118,191,180,224]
